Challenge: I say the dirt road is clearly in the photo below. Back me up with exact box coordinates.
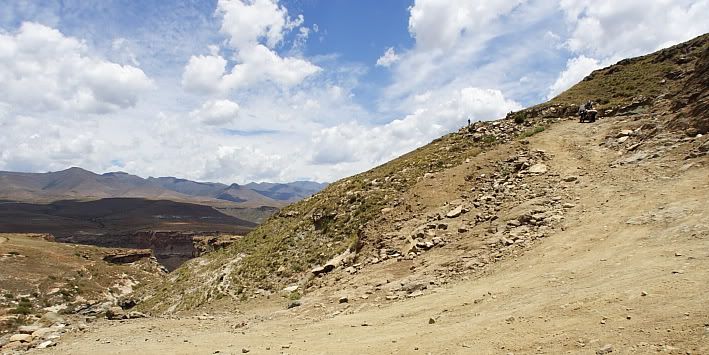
[40,118,709,354]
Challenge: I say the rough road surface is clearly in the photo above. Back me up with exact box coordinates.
[33,115,708,355]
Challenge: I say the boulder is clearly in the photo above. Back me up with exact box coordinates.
[311,249,355,276]
[18,325,41,334]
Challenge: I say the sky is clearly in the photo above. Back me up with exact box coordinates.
[1,0,707,184]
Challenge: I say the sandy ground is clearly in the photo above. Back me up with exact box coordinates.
[36,118,709,355]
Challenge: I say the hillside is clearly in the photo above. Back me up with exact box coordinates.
[134,34,708,313]
[7,34,709,354]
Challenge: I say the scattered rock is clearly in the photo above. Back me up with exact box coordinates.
[338,296,349,304]
[287,300,301,309]
[562,176,578,182]
[241,347,250,353]
[428,317,436,324]
[641,291,648,297]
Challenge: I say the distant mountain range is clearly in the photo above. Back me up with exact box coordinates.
[0,167,328,208]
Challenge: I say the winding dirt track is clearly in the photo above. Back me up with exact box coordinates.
[42,118,709,355]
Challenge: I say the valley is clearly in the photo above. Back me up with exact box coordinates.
[0,170,326,270]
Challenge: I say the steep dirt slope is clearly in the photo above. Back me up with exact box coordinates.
[38,108,708,354]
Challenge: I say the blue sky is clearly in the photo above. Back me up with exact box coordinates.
[0,0,707,183]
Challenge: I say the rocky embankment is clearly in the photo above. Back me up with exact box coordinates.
[0,234,169,352]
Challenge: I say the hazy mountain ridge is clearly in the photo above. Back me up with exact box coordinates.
[0,167,327,208]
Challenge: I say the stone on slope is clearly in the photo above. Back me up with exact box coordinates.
[37,340,55,349]
[311,249,355,276]
[17,325,40,334]
[596,344,613,354]
[106,306,126,320]
[446,205,464,218]
[527,163,548,174]
[9,334,32,343]
[282,285,298,293]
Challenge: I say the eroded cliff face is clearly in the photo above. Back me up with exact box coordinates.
[58,231,242,271]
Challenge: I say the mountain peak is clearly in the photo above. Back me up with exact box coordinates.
[56,166,96,176]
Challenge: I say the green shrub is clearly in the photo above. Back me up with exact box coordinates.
[11,298,32,315]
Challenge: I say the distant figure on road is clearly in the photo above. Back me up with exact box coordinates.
[579,100,597,123]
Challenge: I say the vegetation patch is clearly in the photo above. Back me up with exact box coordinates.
[519,126,546,138]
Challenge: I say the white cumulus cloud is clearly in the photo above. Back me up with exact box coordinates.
[182,0,320,93]
[560,0,709,59]
[310,87,521,166]
[547,0,709,96]
[0,22,153,114]
[408,0,525,51]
